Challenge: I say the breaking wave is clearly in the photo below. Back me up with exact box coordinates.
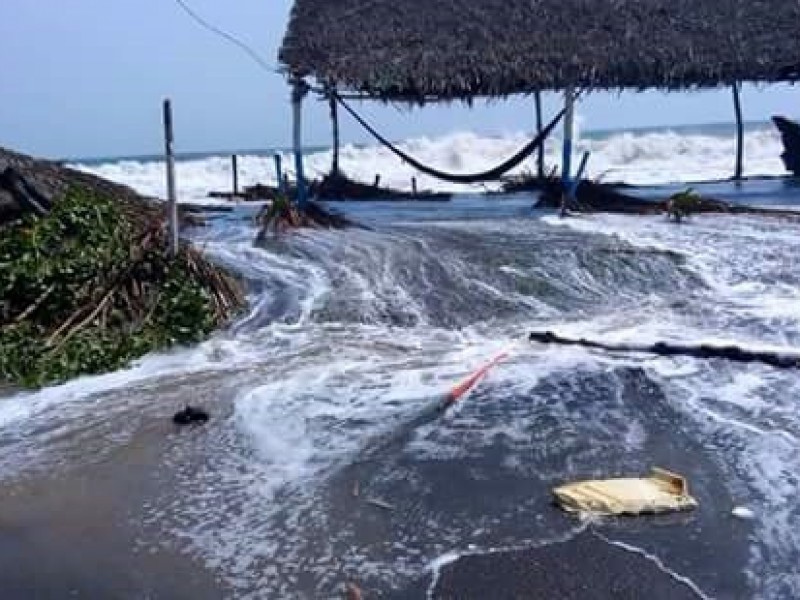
[73,123,786,203]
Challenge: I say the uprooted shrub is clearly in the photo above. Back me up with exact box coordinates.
[666,188,703,221]
[0,185,245,388]
[255,194,354,234]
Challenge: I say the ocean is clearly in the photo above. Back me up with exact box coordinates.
[72,121,787,202]
[1,123,800,598]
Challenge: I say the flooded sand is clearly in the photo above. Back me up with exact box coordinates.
[1,186,800,598]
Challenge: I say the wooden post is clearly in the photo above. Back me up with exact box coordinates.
[535,91,545,179]
[231,154,239,196]
[412,177,418,196]
[374,174,381,188]
[733,82,744,181]
[560,87,576,216]
[274,153,284,195]
[329,92,340,176]
[162,99,178,257]
[291,79,309,208]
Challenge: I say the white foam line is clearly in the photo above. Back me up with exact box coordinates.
[592,530,712,600]
[682,395,799,446]
[425,523,589,599]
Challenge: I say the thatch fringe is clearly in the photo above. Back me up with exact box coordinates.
[280,0,800,101]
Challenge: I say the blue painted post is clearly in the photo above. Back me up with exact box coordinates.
[568,151,591,199]
[274,153,284,195]
[291,79,309,209]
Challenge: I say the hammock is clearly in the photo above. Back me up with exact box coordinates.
[335,94,565,185]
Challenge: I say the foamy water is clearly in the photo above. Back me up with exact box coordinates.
[72,124,787,203]
[1,126,799,597]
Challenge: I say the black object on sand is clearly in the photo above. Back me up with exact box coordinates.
[172,405,210,426]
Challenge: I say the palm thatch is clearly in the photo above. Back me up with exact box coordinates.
[280,0,800,101]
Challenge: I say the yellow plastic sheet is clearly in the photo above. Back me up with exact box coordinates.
[553,468,698,516]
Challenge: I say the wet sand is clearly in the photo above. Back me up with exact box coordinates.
[429,531,701,599]
[0,365,755,598]
[0,417,228,599]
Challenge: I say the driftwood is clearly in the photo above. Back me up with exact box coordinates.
[773,116,800,176]
[515,176,800,219]
[529,331,800,370]
[0,167,52,218]
[311,172,451,201]
[215,171,451,203]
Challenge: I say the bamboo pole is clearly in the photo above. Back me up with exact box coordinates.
[733,82,744,181]
[162,99,178,257]
[535,91,545,179]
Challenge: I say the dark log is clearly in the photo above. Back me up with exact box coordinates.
[0,167,52,218]
[529,331,800,370]
[532,176,800,218]
[244,172,451,202]
[772,115,800,176]
[314,172,450,201]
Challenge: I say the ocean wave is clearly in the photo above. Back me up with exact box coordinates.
[71,125,787,203]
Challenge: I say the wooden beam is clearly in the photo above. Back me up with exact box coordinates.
[231,154,239,196]
[733,83,744,180]
[162,99,178,257]
[560,87,575,216]
[329,93,341,175]
[535,91,545,179]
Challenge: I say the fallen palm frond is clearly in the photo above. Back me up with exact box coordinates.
[0,185,245,388]
[255,193,355,235]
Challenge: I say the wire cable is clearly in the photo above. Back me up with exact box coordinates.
[171,0,279,75]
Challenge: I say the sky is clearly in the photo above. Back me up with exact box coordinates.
[1,0,798,159]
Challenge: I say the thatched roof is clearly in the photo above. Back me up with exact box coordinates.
[279,0,800,101]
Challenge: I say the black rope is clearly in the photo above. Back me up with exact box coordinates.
[334,94,566,184]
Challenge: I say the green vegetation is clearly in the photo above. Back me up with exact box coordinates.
[666,188,702,221]
[0,186,243,388]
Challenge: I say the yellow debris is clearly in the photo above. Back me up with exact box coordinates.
[553,467,698,516]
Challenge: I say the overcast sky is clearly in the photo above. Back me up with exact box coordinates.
[1,0,798,159]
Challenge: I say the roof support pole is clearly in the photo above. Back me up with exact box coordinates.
[561,86,576,216]
[535,91,545,179]
[274,153,284,195]
[732,82,744,181]
[291,78,310,208]
[329,90,341,176]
